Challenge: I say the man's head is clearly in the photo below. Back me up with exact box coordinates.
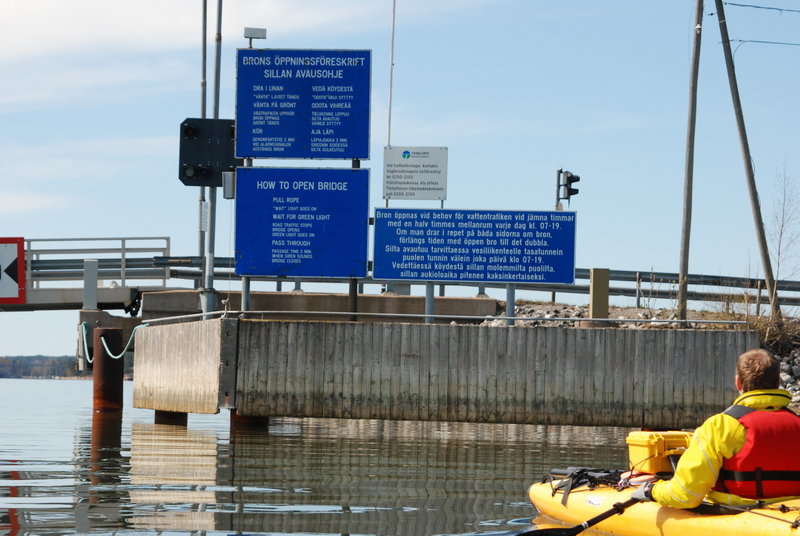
[735,349,780,393]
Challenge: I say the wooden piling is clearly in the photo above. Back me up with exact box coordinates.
[93,327,124,413]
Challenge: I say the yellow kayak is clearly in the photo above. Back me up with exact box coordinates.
[529,479,800,536]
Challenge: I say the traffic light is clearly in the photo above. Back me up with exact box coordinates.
[561,170,580,201]
[178,118,242,187]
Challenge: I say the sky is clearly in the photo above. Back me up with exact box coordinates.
[1,0,799,355]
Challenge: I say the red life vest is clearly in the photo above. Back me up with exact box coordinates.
[714,404,800,499]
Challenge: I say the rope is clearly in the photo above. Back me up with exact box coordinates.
[79,322,149,362]
[80,322,93,364]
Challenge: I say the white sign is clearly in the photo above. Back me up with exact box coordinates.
[0,237,25,304]
[383,146,447,200]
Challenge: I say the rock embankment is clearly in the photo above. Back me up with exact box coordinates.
[779,352,800,407]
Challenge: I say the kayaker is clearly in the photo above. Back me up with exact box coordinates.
[631,348,800,508]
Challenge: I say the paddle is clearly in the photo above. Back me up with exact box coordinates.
[516,496,639,536]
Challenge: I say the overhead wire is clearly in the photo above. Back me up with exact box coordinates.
[731,39,800,47]
[724,2,800,14]
[708,3,800,50]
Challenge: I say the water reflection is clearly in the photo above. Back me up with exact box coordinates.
[0,379,633,536]
[122,419,629,535]
[128,423,221,531]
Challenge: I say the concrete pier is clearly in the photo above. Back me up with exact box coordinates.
[134,318,759,429]
[92,327,124,413]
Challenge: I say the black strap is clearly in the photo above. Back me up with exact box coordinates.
[723,404,757,420]
[720,469,800,482]
[756,468,764,498]
[546,468,623,506]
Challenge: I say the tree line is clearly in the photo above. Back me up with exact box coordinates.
[0,356,90,379]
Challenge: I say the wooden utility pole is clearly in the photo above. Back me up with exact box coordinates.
[713,0,782,323]
[677,0,704,321]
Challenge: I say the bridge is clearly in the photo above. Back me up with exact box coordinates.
[0,235,777,428]
[5,235,800,318]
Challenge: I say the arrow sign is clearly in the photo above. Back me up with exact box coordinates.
[0,238,26,304]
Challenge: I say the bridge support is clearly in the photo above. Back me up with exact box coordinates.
[230,409,269,430]
[154,411,188,426]
[92,328,124,413]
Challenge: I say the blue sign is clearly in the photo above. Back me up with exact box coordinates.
[236,167,369,278]
[373,209,576,284]
[236,49,371,159]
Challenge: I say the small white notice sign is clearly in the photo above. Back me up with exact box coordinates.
[383,146,448,200]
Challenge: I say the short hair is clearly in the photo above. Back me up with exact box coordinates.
[736,349,780,392]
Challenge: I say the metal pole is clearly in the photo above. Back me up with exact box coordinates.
[713,0,782,323]
[349,278,358,322]
[387,0,397,147]
[349,157,362,320]
[425,282,434,324]
[212,0,222,120]
[506,283,516,326]
[554,169,562,210]
[383,0,397,215]
[242,276,250,312]
[241,156,252,311]
[201,0,208,118]
[197,0,208,289]
[677,0,703,320]
[552,169,561,303]
[201,0,223,315]
[635,271,642,309]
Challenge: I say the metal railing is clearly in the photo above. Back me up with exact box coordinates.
[25,237,171,288]
[20,237,800,312]
[154,257,800,311]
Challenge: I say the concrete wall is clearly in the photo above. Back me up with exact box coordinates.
[133,318,237,414]
[134,319,760,428]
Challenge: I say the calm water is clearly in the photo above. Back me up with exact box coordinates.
[0,378,630,535]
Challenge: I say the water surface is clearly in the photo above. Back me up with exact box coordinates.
[0,378,630,535]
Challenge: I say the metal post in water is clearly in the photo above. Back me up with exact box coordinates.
[230,408,269,430]
[92,328,124,413]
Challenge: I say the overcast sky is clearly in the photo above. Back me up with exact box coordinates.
[1,0,799,355]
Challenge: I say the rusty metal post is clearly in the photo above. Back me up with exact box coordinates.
[230,408,269,430]
[92,328,124,413]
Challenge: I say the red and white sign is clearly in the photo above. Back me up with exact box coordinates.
[0,237,25,304]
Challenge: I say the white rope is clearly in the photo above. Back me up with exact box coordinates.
[80,322,149,361]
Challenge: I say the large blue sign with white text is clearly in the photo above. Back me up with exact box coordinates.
[373,209,576,284]
[236,167,369,278]
[236,49,371,159]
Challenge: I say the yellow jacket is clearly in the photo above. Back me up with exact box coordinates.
[651,389,796,508]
